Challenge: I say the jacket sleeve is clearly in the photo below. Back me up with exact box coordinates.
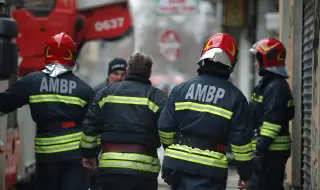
[158,87,177,149]
[229,94,253,181]
[0,74,33,116]
[256,82,293,154]
[152,89,167,120]
[80,90,103,159]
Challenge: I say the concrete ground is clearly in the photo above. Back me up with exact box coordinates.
[157,168,239,190]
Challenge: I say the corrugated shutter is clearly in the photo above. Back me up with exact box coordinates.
[302,0,314,189]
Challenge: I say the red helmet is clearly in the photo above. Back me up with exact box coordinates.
[250,38,288,77]
[44,32,76,67]
[199,33,238,69]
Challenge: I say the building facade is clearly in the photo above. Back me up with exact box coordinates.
[280,0,320,189]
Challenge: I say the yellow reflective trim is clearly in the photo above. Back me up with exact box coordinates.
[251,135,291,151]
[160,137,175,145]
[252,93,263,103]
[35,132,81,153]
[175,102,233,119]
[166,147,228,168]
[98,95,159,113]
[261,122,281,132]
[252,136,291,144]
[169,144,227,160]
[232,152,253,161]
[251,142,291,151]
[99,160,160,173]
[159,131,176,139]
[80,133,98,149]
[80,139,97,149]
[35,132,81,145]
[29,94,87,107]
[159,131,176,145]
[99,152,160,173]
[269,143,291,150]
[97,136,101,145]
[35,141,80,153]
[230,143,252,153]
[80,133,97,142]
[260,128,278,138]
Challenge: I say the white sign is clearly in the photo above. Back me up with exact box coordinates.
[159,30,181,62]
[156,0,200,15]
[94,17,125,32]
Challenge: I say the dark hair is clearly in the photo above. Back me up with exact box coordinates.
[127,52,153,77]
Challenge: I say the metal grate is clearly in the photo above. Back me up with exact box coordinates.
[301,0,314,189]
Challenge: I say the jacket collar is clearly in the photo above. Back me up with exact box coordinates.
[125,74,152,85]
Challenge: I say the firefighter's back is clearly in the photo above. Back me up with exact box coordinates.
[28,71,93,162]
[161,74,246,179]
[100,79,164,149]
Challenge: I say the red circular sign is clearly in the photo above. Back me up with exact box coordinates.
[159,29,181,62]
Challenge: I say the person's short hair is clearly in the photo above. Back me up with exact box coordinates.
[127,52,154,77]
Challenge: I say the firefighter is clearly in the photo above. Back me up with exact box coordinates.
[0,32,93,190]
[247,38,294,190]
[90,58,127,190]
[158,33,253,190]
[93,58,127,94]
[79,52,167,190]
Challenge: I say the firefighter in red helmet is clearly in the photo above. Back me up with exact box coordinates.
[0,32,93,190]
[247,38,294,190]
[158,33,253,190]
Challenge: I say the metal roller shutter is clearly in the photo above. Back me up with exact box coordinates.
[301,0,314,189]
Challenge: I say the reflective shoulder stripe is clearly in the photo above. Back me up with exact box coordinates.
[175,102,233,119]
[29,94,87,107]
[166,144,228,168]
[159,131,176,145]
[260,121,282,139]
[80,132,98,149]
[230,143,253,161]
[252,93,263,103]
[98,95,159,113]
[35,132,81,154]
[99,152,160,173]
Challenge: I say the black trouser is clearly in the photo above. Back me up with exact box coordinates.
[35,159,89,190]
[164,170,227,190]
[97,173,158,190]
[248,151,290,190]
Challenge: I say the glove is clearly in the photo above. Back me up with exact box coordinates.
[161,169,171,184]
[252,151,264,173]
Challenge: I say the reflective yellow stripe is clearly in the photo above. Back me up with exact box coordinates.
[35,132,81,154]
[260,121,281,138]
[252,93,263,103]
[175,102,233,119]
[98,95,159,113]
[99,152,160,173]
[29,94,87,107]
[165,144,228,168]
[159,131,176,145]
[97,136,101,145]
[230,143,253,161]
[80,133,98,149]
[251,135,291,151]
